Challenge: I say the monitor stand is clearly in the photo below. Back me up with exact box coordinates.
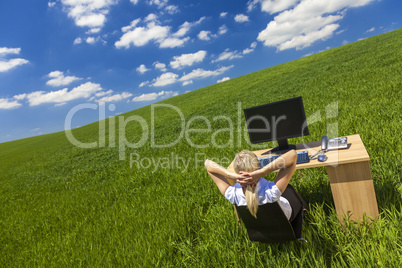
[262,139,296,155]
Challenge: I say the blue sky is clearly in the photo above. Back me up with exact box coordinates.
[0,0,400,143]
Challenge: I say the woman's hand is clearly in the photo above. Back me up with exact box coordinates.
[236,170,262,186]
[229,172,248,181]
[243,170,263,181]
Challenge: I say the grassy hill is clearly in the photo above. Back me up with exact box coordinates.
[1,29,401,266]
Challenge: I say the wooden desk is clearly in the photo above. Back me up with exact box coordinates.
[228,134,379,223]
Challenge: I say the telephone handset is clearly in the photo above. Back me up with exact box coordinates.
[321,135,328,151]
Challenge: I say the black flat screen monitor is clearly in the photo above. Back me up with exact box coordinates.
[243,96,309,154]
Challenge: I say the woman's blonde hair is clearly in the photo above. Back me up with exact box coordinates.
[233,150,260,218]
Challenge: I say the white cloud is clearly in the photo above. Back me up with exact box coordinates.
[153,61,167,72]
[140,65,233,88]
[115,21,170,48]
[243,41,258,54]
[78,14,106,27]
[242,48,254,54]
[60,0,118,29]
[257,0,374,51]
[179,65,234,82]
[96,92,132,102]
[139,81,150,87]
[148,0,169,9]
[220,12,228,18]
[0,47,21,56]
[46,71,82,87]
[248,0,299,14]
[217,50,241,61]
[217,77,230,83]
[122,18,141,32]
[198,30,212,41]
[182,80,193,86]
[302,51,314,57]
[366,27,375,33]
[170,50,207,69]
[0,47,28,72]
[73,37,82,44]
[173,17,205,37]
[235,14,249,23]
[165,5,179,14]
[152,72,179,87]
[95,89,113,97]
[137,64,150,74]
[30,127,43,134]
[0,98,22,109]
[0,58,29,72]
[218,25,228,35]
[173,22,191,37]
[86,27,101,34]
[55,102,68,106]
[13,93,27,100]
[86,36,97,44]
[130,0,139,4]
[159,37,189,48]
[144,13,158,22]
[116,15,203,49]
[212,49,242,63]
[26,82,102,106]
[132,90,178,102]
[279,24,340,50]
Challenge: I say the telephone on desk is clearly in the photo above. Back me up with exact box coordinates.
[258,136,348,167]
[310,136,348,162]
[321,136,348,151]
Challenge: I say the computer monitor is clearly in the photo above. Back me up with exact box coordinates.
[243,96,309,154]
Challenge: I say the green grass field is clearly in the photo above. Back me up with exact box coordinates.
[1,29,401,267]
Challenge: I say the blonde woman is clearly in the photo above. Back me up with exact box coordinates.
[205,149,303,221]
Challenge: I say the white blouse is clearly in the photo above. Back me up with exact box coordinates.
[224,178,292,220]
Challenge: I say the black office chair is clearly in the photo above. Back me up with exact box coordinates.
[235,185,307,243]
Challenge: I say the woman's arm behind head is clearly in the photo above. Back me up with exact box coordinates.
[272,150,297,193]
[205,159,232,196]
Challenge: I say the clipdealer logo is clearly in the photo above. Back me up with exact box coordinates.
[64,101,339,165]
